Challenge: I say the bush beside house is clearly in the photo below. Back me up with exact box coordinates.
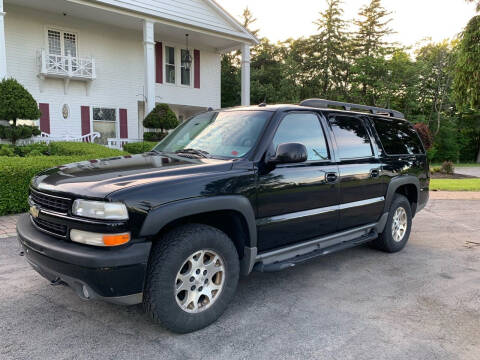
[143,104,178,141]
[122,141,158,154]
[0,78,41,144]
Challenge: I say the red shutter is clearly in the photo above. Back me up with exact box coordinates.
[155,42,163,84]
[81,106,90,137]
[194,49,200,89]
[119,109,128,139]
[38,103,50,134]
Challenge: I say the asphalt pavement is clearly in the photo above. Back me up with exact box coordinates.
[1,198,479,360]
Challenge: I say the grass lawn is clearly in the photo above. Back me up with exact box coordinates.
[430,179,480,191]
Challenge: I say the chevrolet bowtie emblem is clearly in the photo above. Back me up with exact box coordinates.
[30,205,40,218]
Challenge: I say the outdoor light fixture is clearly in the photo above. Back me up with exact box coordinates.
[183,34,193,70]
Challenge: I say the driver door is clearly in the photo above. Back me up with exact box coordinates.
[256,112,340,252]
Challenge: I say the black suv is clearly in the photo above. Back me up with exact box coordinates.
[17,99,429,333]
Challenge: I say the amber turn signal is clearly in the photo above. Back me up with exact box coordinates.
[103,233,130,246]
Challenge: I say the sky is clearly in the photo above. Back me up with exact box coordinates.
[218,0,477,48]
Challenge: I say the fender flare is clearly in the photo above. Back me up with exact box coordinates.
[139,196,257,248]
[383,175,420,215]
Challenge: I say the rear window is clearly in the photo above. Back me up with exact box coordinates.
[371,118,424,155]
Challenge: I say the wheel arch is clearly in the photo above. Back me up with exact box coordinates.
[140,196,257,257]
[384,176,420,216]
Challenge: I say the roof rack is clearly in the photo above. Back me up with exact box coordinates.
[299,98,405,119]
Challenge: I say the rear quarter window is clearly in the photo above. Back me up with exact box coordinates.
[371,118,425,155]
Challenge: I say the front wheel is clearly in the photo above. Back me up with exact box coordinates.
[372,194,412,253]
[143,224,239,333]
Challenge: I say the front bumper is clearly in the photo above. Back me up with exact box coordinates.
[17,214,151,305]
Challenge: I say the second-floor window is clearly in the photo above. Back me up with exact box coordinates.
[48,29,77,57]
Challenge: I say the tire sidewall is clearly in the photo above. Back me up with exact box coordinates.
[383,195,412,252]
[145,224,239,333]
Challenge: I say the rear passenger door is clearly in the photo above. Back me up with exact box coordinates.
[328,114,385,230]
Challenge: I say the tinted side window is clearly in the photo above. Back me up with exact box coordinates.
[273,113,329,161]
[330,116,373,159]
[371,118,424,155]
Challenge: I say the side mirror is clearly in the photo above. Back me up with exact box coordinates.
[270,143,308,164]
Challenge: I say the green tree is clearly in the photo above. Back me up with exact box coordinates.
[312,0,350,98]
[453,16,480,110]
[352,0,394,104]
[415,41,456,136]
[0,78,41,144]
[143,104,178,140]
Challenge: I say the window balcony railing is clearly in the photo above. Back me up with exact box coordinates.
[38,49,96,81]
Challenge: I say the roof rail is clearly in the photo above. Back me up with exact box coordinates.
[300,98,405,119]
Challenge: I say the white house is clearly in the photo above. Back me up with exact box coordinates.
[0,0,257,146]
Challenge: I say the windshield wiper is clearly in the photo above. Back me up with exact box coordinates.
[175,148,210,158]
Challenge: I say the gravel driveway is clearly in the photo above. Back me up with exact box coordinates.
[1,199,479,360]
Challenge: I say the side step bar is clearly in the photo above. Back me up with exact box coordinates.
[253,225,378,273]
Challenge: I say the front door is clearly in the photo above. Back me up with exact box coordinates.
[256,112,340,252]
[328,114,385,230]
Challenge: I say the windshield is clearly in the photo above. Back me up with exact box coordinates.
[153,110,271,158]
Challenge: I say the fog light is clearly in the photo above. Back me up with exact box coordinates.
[70,229,130,247]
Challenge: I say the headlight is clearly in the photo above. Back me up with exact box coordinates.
[72,200,129,220]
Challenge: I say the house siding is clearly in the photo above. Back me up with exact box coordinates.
[94,0,242,37]
[4,4,221,139]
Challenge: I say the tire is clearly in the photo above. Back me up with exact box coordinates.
[143,223,240,333]
[372,194,412,253]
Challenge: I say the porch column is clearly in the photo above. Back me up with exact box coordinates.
[241,43,251,106]
[143,20,155,115]
[0,0,6,79]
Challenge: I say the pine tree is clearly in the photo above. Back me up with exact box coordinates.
[313,0,349,98]
[352,0,394,104]
[354,0,393,57]
[241,7,259,37]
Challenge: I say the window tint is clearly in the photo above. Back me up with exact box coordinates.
[372,118,424,155]
[330,116,373,159]
[273,113,329,161]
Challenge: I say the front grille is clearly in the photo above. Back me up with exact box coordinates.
[32,217,67,237]
[30,188,71,213]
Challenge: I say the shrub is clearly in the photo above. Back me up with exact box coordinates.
[47,142,126,157]
[123,141,158,154]
[0,78,42,144]
[143,104,178,140]
[0,144,14,157]
[143,131,167,142]
[13,143,49,157]
[441,161,455,174]
[0,156,84,215]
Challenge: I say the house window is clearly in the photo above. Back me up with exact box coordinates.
[165,46,175,84]
[92,107,116,145]
[47,29,77,57]
[181,49,191,86]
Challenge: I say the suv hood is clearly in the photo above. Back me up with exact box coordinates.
[32,152,234,198]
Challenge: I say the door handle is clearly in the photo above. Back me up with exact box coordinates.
[325,172,338,183]
[370,169,380,178]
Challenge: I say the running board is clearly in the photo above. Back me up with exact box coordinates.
[253,225,378,273]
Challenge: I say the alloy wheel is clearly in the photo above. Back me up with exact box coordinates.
[392,207,408,242]
[175,250,225,313]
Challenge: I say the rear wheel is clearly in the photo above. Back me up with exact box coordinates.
[143,224,239,333]
[372,194,412,253]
